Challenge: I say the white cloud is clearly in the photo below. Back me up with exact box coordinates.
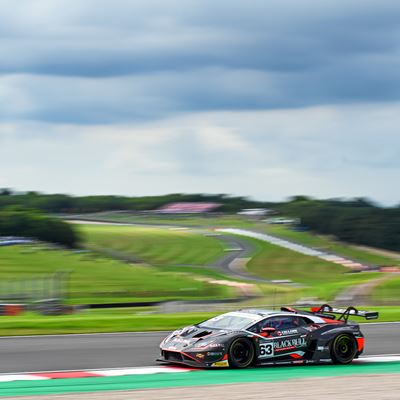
[1,0,400,125]
[0,103,399,204]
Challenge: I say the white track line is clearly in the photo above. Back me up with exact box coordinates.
[354,355,400,363]
[0,366,193,382]
[0,375,49,382]
[218,228,368,270]
[96,366,193,376]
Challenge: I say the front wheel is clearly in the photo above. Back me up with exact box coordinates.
[330,334,358,364]
[228,338,255,368]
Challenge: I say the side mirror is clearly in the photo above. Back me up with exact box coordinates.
[261,327,276,336]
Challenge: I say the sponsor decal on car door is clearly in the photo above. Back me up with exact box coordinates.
[273,328,308,359]
[258,328,308,360]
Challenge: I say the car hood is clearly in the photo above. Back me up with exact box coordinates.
[161,325,232,351]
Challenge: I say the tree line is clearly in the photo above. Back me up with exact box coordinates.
[279,197,400,252]
[0,207,79,248]
[0,189,269,213]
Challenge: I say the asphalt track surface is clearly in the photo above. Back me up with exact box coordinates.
[0,323,398,374]
[211,234,270,282]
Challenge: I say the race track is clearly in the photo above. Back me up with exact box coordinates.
[0,323,398,373]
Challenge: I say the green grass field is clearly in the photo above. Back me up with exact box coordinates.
[78,224,225,266]
[259,226,400,303]
[0,245,232,304]
[0,224,307,308]
[234,235,384,300]
[74,224,303,306]
[75,221,396,303]
[372,275,400,304]
[78,223,386,303]
[243,235,348,283]
[0,306,397,336]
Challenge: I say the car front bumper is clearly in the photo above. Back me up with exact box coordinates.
[158,348,229,368]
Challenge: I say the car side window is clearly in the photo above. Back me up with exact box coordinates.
[248,316,309,333]
[276,316,308,329]
[263,317,284,329]
[248,317,284,333]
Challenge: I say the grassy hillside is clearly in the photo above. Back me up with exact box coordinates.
[69,213,399,267]
[78,224,225,266]
[244,236,348,283]
[0,245,231,304]
[74,219,391,302]
[238,235,382,300]
[76,224,301,304]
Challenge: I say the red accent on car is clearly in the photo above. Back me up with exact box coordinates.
[290,353,302,359]
[222,354,228,361]
[356,337,365,352]
[181,352,202,363]
[33,371,101,379]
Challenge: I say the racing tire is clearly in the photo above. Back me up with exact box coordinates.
[228,338,255,368]
[330,334,358,364]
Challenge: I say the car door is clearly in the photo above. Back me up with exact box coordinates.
[252,316,310,361]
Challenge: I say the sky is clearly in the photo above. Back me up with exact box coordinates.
[0,0,399,205]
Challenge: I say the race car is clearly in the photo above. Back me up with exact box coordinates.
[158,304,378,368]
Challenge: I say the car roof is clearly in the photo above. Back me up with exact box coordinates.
[238,309,287,317]
[235,309,329,325]
[212,309,327,327]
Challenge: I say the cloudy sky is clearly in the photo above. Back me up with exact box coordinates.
[0,0,399,205]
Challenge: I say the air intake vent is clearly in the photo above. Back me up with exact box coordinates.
[193,330,212,338]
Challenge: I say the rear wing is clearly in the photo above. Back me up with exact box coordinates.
[310,304,379,322]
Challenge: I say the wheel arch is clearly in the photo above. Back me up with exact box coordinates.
[330,332,358,364]
[321,326,357,342]
[227,335,257,368]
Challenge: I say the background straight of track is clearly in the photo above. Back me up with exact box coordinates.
[0,323,398,374]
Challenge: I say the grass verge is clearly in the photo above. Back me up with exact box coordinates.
[372,275,400,304]
[0,306,398,336]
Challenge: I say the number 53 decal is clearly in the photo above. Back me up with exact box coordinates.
[259,342,274,358]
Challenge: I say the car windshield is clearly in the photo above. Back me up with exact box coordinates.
[197,312,258,330]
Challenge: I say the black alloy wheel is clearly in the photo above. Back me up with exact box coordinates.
[330,334,358,364]
[228,338,255,368]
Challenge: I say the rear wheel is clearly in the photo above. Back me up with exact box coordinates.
[330,334,357,364]
[228,338,255,368]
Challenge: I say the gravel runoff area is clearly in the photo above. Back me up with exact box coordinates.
[2,374,400,400]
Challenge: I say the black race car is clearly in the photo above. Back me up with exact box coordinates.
[158,304,378,368]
